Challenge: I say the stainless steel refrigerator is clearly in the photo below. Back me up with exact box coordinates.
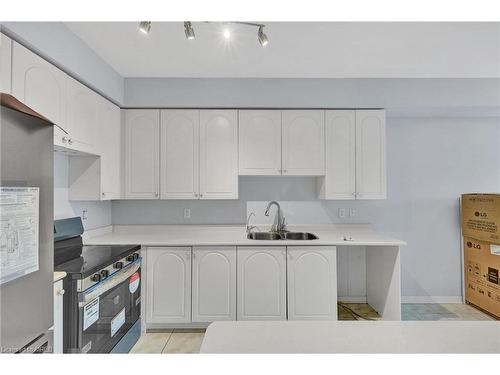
[0,94,54,353]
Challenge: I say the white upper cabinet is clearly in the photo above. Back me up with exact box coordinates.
[160,110,200,199]
[238,110,282,175]
[65,77,98,154]
[237,247,287,321]
[355,110,386,199]
[319,109,386,200]
[199,110,238,199]
[0,33,12,94]
[319,110,356,199]
[98,97,121,199]
[287,246,337,320]
[11,41,67,130]
[282,110,325,175]
[146,247,192,324]
[192,247,236,322]
[124,110,160,199]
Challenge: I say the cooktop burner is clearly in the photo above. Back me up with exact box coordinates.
[54,244,141,279]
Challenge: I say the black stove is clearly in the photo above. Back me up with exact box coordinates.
[54,217,142,353]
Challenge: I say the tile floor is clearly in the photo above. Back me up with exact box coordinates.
[130,303,494,353]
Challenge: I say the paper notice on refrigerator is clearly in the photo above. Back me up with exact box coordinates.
[0,187,40,285]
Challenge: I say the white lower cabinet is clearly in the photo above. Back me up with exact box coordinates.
[237,247,287,321]
[53,279,64,353]
[287,246,337,320]
[146,247,191,324]
[192,247,236,322]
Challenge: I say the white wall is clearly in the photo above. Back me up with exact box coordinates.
[113,116,500,299]
[124,77,500,118]
[54,152,111,230]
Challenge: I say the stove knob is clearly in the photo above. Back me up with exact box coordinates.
[126,254,135,262]
[100,269,109,278]
[113,261,123,269]
[133,253,140,261]
[91,273,101,282]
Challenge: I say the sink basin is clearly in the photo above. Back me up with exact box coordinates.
[282,232,319,240]
[247,232,282,240]
[247,232,318,240]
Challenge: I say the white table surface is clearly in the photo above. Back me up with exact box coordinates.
[200,321,500,353]
[84,224,406,247]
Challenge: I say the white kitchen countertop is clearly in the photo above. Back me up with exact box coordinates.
[84,224,406,247]
[53,271,66,283]
[200,321,500,353]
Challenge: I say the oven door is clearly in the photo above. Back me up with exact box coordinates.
[78,262,141,353]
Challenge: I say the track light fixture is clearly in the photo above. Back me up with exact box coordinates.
[184,21,195,40]
[137,21,269,46]
[258,26,269,46]
[138,21,151,35]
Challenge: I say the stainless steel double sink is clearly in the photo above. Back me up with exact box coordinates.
[247,232,319,241]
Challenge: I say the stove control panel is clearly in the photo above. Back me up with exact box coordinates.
[78,251,141,292]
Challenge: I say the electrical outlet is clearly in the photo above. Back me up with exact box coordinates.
[350,208,356,217]
[183,208,191,219]
[82,209,88,221]
[338,208,346,218]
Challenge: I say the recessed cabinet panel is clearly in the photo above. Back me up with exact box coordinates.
[239,110,282,175]
[287,246,337,320]
[146,247,191,324]
[12,41,67,131]
[237,247,287,321]
[355,110,386,199]
[66,78,98,153]
[320,110,356,199]
[199,110,238,199]
[98,98,121,199]
[160,110,200,199]
[0,33,12,94]
[192,247,236,322]
[282,110,325,175]
[124,110,160,199]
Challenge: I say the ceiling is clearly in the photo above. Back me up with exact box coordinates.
[65,22,500,78]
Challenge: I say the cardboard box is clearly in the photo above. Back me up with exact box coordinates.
[464,237,500,319]
[461,194,500,244]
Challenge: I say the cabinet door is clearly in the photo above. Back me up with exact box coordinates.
[320,110,356,199]
[11,41,67,130]
[0,33,12,94]
[98,97,121,199]
[282,110,325,175]
[192,247,236,322]
[199,110,238,199]
[237,247,287,321]
[355,110,386,199]
[53,280,64,353]
[146,247,191,324]
[287,246,337,320]
[124,110,160,199]
[65,77,98,153]
[160,110,200,199]
[239,110,282,175]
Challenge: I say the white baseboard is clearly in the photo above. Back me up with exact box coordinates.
[338,296,367,303]
[339,296,464,304]
[402,296,464,304]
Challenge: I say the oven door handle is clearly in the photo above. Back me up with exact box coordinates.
[79,261,141,306]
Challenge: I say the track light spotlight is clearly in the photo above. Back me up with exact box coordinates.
[258,26,269,46]
[138,21,151,35]
[184,21,195,40]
